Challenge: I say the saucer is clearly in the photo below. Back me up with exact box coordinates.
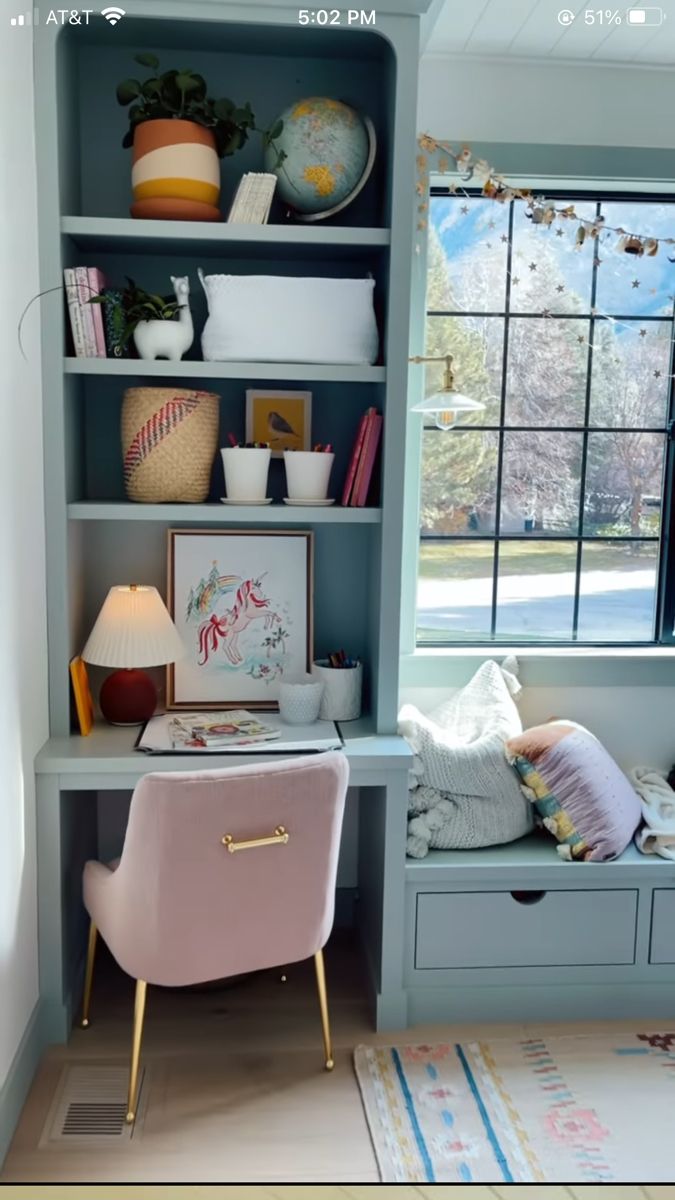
[283,498,335,506]
[220,498,273,505]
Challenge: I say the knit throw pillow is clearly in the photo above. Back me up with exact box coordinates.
[399,659,533,858]
[506,720,641,861]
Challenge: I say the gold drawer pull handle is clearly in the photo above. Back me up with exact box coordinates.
[221,826,289,854]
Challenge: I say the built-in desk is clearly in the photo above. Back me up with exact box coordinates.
[35,722,413,1040]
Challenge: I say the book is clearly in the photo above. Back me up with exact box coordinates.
[87,267,107,357]
[100,287,129,358]
[228,173,277,224]
[187,711,280,748]
[341,407,374,506]
[69,655,94,736]
[136,711,343,755]
[352,412,383,507]
[74,265,98,357]
[63,268,85,357]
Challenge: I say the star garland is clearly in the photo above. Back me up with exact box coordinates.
[416,135,675,257]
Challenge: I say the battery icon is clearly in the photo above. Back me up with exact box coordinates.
[627,7,664,22]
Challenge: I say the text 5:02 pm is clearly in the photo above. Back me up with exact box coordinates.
[298,9,377,25]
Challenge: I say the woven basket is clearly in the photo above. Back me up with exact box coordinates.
[121,387,220,503]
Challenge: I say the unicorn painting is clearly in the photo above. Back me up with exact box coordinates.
[195,574,283,667]
[168,531,312,709]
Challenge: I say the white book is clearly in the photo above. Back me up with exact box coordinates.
[227,174,253,223]
[74,265,98,356]
[63,267,86,357]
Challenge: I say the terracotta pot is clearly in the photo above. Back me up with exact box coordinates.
[130,118,221,222]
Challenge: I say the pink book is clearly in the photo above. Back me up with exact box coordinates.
[341,407,374,506]
[74,266,97,357]
[352,413,383,507]
[87,267,107,357]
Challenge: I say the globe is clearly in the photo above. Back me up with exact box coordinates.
[264,97,375,220]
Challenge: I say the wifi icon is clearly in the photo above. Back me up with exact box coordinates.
[101,5,125,24]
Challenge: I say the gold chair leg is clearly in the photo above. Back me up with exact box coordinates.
[314,948,334,1071]
[126,979,148,1124]
[80,921,97,1028]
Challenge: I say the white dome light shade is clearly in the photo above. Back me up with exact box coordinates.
[82,585,185,669]
[410,392,486,416]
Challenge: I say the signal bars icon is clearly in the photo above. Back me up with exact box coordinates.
[10,8,38,24]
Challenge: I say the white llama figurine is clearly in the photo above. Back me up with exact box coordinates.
[133,275,194,362]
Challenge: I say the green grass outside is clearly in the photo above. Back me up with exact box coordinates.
[419,539,655,581]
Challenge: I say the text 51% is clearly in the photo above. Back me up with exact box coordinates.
[584,8,622,21]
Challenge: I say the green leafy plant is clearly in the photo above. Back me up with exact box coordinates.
[116,53,284,164]
[90,278,182,348]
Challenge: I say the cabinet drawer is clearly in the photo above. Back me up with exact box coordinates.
[415,889,638,970]
[650,890,675,964]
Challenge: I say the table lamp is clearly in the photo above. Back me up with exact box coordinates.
[82,584,185,725]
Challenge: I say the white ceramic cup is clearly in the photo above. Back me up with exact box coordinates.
[312,660,362,721]
[284,450,335,500]
[278,674,324,724]
[221,446,271,501]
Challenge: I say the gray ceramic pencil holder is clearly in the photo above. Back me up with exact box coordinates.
[312,660,362,721]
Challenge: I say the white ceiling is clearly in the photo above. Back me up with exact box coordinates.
[425,0,675,65]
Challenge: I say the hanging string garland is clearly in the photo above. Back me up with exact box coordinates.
[416,135,675,256]
[417,135,675,380]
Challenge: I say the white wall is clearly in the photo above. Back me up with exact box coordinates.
[418,55,675,146]
[0,0,48,1088]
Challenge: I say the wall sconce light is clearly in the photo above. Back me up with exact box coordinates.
[409,354,485,429]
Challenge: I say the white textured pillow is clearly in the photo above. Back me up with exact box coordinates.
[198,271,379,364]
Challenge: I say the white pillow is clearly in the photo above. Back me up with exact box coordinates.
[198,271,379,364]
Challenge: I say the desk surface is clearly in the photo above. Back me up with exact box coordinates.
[35,718,413,776]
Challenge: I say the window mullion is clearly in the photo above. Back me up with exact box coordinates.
[490,201,515,638]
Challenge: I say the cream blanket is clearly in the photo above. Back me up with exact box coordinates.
[629,764,675,860]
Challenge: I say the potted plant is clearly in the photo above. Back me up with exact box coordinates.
[116,53,283,222]
[91,275,193,361]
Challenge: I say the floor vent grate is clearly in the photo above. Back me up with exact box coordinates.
[39,1065,147,1147]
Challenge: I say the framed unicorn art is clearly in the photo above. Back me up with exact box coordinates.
[166,529,313,709]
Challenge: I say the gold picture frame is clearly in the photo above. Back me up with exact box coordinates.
[167,528,313,710]
[246,388,312,458]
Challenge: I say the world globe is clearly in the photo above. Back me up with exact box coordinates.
[264,97,375,220]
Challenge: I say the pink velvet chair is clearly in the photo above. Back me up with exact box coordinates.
[80,751,349,1123]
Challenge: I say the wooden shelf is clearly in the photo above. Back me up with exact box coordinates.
[67,502,382,524]
[64,358,386,383]
[61,216,391,259]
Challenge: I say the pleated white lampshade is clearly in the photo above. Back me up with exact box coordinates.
[82,585,185,668]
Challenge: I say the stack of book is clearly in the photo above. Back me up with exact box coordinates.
[63,266,107,358]
[341,407,384,507]
[227,173,277,224]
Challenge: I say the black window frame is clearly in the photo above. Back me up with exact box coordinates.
[417,186,675,649]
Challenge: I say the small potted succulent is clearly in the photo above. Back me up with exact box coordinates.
[91,275,193,361]
[116,53,283,222]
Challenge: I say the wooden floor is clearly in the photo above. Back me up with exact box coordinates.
[2,934,669,1184]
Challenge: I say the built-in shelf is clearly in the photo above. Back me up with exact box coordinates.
[64,358,386,383]
[67,502,382,524]
[61,216,391,259]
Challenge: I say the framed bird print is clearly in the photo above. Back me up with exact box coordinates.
[167,528,313,710]
[246,389,312,458]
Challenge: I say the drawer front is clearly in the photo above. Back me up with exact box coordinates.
[415,889,638,970]
[650,890,675,964]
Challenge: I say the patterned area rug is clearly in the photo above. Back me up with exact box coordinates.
[354,1032,675,1182]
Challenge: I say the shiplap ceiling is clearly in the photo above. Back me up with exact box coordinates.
[425,0,675,64]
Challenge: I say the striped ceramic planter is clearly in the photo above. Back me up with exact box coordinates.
[130,119,221,222]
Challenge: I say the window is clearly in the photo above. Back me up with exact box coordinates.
[416,191,675,647]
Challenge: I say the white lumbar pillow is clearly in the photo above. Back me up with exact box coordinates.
[198,270,379,365]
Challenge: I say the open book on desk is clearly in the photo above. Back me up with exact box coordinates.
[136,711,343,755]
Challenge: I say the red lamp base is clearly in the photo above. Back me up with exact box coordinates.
[100,669,157,725]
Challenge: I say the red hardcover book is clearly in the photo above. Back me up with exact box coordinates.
[341,407,374,506]
[352,413,383,507]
